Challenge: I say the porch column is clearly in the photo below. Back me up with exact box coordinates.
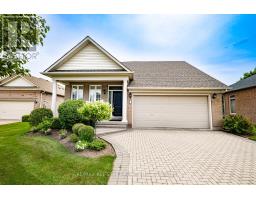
[122,78,128,122]
[51,79,57,116]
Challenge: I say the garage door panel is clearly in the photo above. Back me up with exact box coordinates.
[0,101,34,120]
[133,96,209,129]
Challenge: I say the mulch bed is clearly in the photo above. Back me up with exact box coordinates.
[27,130,116,158]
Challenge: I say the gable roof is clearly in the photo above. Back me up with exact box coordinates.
[123,61,227,89]
[0,75,65,96]
[44,36,132,73]
[0,76,36,87]
[229,74,256,92]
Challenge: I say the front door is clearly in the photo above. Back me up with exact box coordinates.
[112,91,123,116]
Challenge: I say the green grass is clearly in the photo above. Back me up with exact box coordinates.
[249,135,256,141]
[0,122,114,184]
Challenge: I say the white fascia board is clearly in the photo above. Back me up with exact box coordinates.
[51,76,129,81]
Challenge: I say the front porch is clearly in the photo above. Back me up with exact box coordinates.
[50,76,129,123]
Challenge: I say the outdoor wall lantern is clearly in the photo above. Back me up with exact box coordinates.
[129,92,132,104]
[129,92,132,99]
[212,93,217,99]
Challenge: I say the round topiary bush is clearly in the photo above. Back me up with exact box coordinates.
[30,108,53,126]
[72,123,85,135]
[58,100,85,130]
[78,125,95,142]
[70,133,79,143]
[51,117,62,129]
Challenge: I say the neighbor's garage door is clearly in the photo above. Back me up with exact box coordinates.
[0,101,34,120]
[133,96,209,129]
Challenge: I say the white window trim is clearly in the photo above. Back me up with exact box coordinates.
[229,95,236,114]
[89,85,102,102]
[71,84,84,100]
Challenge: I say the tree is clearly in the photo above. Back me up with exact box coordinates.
[240,67,256,80]
[0,14,50,77]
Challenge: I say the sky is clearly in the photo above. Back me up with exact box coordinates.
[26,14,256,85]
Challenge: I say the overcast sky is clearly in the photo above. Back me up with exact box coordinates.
[26,14,256,85]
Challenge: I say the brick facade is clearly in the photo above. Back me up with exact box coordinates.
[224,87,256,123]
[64,81,122,102]
[0,90,64,110]
[211,93,223,129]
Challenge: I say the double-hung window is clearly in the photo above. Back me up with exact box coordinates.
[71,85,84,100]
[89,85,102,102]
[229,95,236,114]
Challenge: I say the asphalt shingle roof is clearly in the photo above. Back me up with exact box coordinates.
[122,61,227,88]
[229,74,256,91]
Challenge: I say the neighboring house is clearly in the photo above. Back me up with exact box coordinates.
[0,75,65,120]
[224,74,256,123]
[42,36,228,130]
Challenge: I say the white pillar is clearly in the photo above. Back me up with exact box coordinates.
[122,79,128,122]
[51,79,57,116]
[208,94,213,130]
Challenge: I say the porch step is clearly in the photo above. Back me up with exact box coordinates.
[96,121,128,128]
[96,127,127,136]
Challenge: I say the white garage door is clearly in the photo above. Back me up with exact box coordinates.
[133,96,209,129]
[0,101,34,120]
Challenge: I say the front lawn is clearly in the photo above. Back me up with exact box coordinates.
[0,122,114,184]
[249,135,256,141]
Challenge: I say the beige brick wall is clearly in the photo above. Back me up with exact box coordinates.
[211,93,223,130]
[224,87,256,123]
[0,90,38,100]
[40,92,64,109]
[127,94,132,127]
[0,90,64,110]
[64,81,122,102]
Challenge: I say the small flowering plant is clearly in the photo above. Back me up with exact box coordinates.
[75,140,88,151]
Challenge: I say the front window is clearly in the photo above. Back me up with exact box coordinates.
[229,95,236,114]
[89,85,102,102]
[71,85,84,100]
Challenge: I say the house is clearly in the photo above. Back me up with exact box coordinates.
[224,74,256,123]
[0,75,65,121]
[42,36,228,130]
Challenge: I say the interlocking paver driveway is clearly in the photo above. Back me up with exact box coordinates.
[102,129,256,185]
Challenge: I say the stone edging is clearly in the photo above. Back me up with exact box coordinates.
[101,133,130,185]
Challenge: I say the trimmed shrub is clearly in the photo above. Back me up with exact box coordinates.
[51,117,62,129]
[72,123,85,135]
[87,139,106,151]
[75,140,88,151]
[58,100,85,130]
[78,101,112,127]
[59,129,68,139]
[22,114,30,122]
[223,115,253,135]
[30,108,53,126]
[70,133,79,143]
[78,125,95,142]
[35,118,53,132]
